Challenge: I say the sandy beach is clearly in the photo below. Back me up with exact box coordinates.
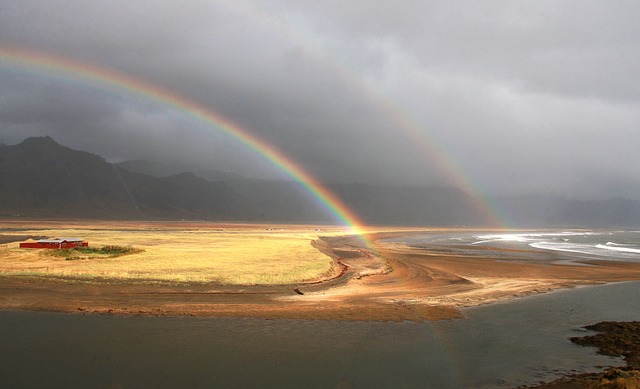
[3,225,640,321]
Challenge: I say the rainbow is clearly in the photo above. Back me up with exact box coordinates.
[238,0,506,227]
[0,45,375,246]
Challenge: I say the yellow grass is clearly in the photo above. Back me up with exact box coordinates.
[0,222,347,285]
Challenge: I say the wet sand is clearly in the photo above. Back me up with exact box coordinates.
[3,229,640,321]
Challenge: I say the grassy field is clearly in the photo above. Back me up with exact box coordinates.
[0,221,347,285]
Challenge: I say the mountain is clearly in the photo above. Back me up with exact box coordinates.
[114,157,640,227]
[0,136,249,219]
[4,137,638,227]
[493,194,640,228]
[116,158,489,225]
[117,159,244,182]
[115,155,640,228]
[332,183,485,225]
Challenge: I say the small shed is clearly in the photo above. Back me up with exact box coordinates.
[20,238,88,249]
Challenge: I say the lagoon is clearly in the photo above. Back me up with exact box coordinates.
[1,281,639,388]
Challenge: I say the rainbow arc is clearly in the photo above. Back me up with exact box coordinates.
[0,46,374,247]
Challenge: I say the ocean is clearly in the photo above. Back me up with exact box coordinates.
[392,229,640,264]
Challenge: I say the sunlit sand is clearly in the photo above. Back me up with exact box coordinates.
[2,220,640,321]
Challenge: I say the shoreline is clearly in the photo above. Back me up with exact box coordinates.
[3,228,640,321]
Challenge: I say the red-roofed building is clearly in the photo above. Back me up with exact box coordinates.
[20,238,88,249]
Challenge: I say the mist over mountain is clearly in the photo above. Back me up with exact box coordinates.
[115,153,487,225]
[494,195,640,228]
[1,136,639,228]
[114,144,640,228]
[117,160,244,182]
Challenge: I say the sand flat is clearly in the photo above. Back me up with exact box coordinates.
[3,221,640,321]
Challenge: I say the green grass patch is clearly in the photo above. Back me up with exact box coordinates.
[50,245,144,260]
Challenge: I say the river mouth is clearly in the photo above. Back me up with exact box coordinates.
[1,281,639,389]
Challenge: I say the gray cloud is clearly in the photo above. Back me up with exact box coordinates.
[1,0,640,199]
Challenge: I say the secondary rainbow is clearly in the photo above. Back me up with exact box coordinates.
[239,0,507,227]
[0,45,374,246]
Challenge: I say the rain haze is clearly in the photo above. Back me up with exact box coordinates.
[1,0,640,201]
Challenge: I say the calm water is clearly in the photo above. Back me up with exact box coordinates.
[1,281,640,388]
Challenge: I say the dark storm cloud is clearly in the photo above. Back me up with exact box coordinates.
[1,0,640,198]
[0,73,123,124]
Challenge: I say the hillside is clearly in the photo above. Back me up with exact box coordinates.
[116,157,489,225]
[0,136,249,219]
[3,137,638,227]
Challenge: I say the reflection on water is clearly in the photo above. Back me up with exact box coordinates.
[1,282,639,388]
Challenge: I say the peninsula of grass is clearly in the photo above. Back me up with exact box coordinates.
[0,222,345,285]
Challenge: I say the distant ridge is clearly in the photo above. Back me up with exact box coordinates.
[0,136,249,219]
[493,194,640,228]
[117,159,244,182]
[2,137,638,227]
[116,157,489,225]
[0,137,489,224]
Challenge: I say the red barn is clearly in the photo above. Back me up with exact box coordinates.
[20,238,88,249]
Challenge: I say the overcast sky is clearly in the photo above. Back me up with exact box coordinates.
[1,0,639,199]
